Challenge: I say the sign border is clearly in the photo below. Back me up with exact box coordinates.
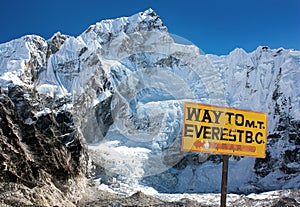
[181,102,268,158]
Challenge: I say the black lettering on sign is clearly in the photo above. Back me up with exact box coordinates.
[220,128,228,141]
[245,131,253,143]
[186,107,201,121]
[195,125,204,138]
[203,126,211,139]
[227,129,236,142]
[184,124,194,137]
[255,132,264,144]
[211,127,220,140]
[236,130,244,142]
[245,120,256,128]
[225,112,234,124]
[211,110,223,124]
[201,110,212,123]
[235,114,244,126]
[257,121,264,129]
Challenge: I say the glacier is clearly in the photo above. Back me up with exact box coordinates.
[0,8,299,199]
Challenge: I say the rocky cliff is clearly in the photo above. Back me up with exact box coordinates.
[0,86,89,206]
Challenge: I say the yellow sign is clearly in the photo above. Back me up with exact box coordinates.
[181,102,267,158]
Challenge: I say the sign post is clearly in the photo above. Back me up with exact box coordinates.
[221,155,229,207]
[181,102,267,207]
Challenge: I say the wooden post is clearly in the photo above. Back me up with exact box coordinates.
[221,155,229,207]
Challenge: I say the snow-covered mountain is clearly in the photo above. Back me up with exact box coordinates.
[0,8,299,202]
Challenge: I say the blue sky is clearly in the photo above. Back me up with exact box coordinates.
[1,0,299,55]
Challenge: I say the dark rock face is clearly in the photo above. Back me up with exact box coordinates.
[0,86,89,206]
[272,197,299,207]
[254,118,300,182]
[95,96,114,139]
[46,32,70,58]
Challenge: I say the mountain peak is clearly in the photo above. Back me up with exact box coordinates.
[81,8,166,38]
[229,47,247,56]
[140,8,157,17]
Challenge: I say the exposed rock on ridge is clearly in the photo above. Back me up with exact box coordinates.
[0,85,89,206]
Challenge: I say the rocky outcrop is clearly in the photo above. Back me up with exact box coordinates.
[47,32,70,58]
[0,85,89,206]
